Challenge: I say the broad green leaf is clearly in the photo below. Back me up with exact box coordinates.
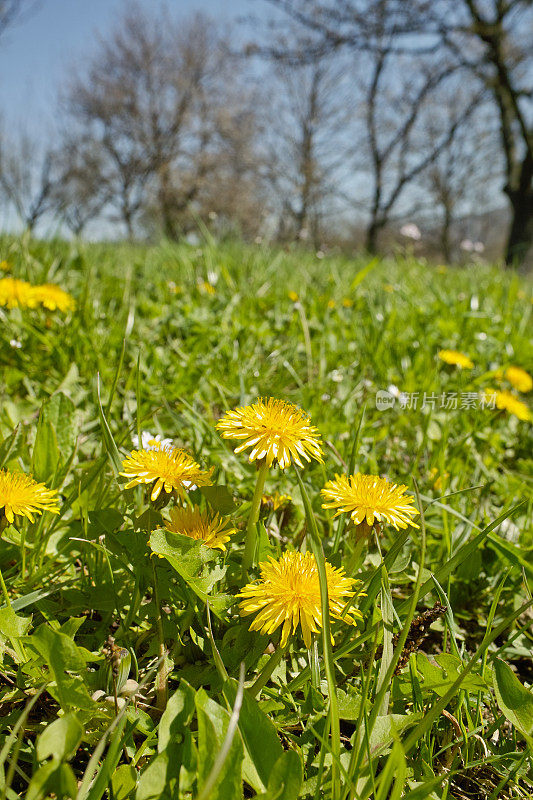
[111,764,137,800]
[200,484,236,515]
[414,653,486,697]
[223,678,283,791]
[37,392,77,455]
[337,689,362,721]
[88,508,124,535]
[36,713,83,762]
[27,760,77,800]
[0,606,31,639]
[195,689,244,800]
[32,419,59,485]
[25,624,95,711]
[158,681,196,752]
[137,683,196,800]
[265,750,303,800]
[369,714,423,757]
[149,528,233,618]
[493,657,533,737]
[0,425,24,469]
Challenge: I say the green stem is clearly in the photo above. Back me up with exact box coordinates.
[151,556,167,711]
[20,527,26,582]
[295,467,341,800]
[249,642,287,699]
[310,638,320,689]
[346,535,366,576]
[0,565,11,608]
[241,461,269,579]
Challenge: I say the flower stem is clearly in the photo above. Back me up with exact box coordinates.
[346,536,366,576]
[309,638,320,689]
[0,565,12,608]
[151,556,167,711]
[241,461,268,579]
[249,642,287,699]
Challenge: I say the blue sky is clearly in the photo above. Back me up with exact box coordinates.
[0,0,257,133]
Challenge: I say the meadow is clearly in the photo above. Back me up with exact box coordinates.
[0,234,532,800]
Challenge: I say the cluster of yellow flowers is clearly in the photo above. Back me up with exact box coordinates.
[0,276,75,312]
[116,398,419,649]
[438,350,532,421]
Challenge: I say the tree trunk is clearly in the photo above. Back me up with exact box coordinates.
[505,190,533,268]
[504,152,533,268]
[365,218,382,254]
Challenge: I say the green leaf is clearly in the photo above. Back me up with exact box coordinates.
[415,653,486,697]
[36,713,83,762]
[25,624,95,711]
[158,681,196,753]
[195,689,244,800]
[223,678,283,791]
[0,425,24,469]
[32,392,78,486]
[200,484,236,515]
[38,392,77,455]
[88,508,124,535]
[264,750,303,800]
[27,760,77,800]
[137,682,197,800]
[369,714,423,757]
[493,657,533,737]
[336,689,362,721]
[0,606,31,639]
[149,528,233,618]
[32,419,60,485]
[111,764,137,800]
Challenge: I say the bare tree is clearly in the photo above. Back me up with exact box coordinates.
[50,138,110,236]
[264,0,533,265]
[61,4,257,240]
[258,53,353,246]
[0,0,37,37]
[0,132,56,232]
[430,0,533,266]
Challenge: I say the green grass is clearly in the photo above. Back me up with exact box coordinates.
[0,233,532,799]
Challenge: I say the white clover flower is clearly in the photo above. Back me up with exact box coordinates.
[9,339,22,349]
[132,430,173,452]
[460,239,474,252]
[400,223,421,241]
[473,241,485,253]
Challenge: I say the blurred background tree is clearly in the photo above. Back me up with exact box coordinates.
[0,0,530,267]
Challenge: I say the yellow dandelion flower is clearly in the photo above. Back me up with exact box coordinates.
[0,277,38,309]
[217,397,323,470]
[238,551,363,648]
[32,283,75,312]
[342,298,353,308]
[0,260,11,272]
[505,366,532,393]
[0,469,59,525]
[321,473,419,530]
[327,299,336,309]
[120,447,213,501]
[198,281,216,295]
[484,389,531,422]
[438,349,474,369]
[428,467,449,492]
[288,291,299,302]
[164,505,235,550]
[261,492,292,512]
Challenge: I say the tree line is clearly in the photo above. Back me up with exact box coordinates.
[0,0,531,266]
